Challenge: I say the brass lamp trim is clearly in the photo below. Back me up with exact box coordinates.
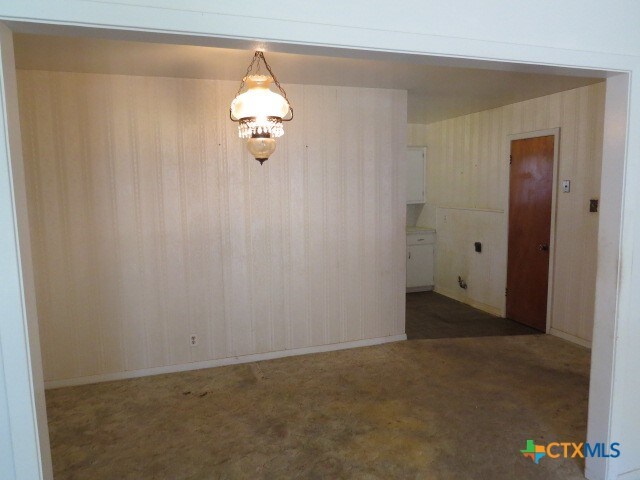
[229,51,293,164]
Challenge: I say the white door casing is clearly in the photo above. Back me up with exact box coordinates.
[0,3,638,479]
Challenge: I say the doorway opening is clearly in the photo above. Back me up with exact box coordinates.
[404,92,602,347]
[0,16,632,478]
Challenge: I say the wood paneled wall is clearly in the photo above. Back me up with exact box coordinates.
[18,70,407,383]
[409,82,605,344]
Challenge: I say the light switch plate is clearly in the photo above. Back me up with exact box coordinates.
[562,180,571,193]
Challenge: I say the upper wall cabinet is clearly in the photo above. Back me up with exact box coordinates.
[407,147,426,204]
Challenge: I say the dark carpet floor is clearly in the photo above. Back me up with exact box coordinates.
[406,291,541,340]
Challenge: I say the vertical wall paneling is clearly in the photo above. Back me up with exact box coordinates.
[408,82,606,344]
[17,70,408,384]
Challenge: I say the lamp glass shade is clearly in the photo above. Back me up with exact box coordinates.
[230,75,289,121]
[247,137,276,163]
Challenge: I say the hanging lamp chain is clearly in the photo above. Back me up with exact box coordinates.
[234,51,293,116]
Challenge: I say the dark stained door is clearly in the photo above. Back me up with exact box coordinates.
[506,135,554,331]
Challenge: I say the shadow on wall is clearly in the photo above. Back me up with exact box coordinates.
[406,204,424,226]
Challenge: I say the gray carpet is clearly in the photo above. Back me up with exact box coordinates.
[406,291,541,340]
[46,335,588,479]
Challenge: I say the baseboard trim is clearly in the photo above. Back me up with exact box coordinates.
[44,334,407,389]
[406,285,434,293]
[549,328,592,349]
[617,466,640,480]
[434,287,502,317]
[583,465,638,480]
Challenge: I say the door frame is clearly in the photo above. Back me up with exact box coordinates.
[0,5,635,479]
[503,128,560,334]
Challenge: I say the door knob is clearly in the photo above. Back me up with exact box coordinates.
[538,243,549,252]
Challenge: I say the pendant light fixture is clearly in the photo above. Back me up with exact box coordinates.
[230,51,293,164]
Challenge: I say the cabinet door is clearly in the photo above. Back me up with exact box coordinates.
[406,147,426,204]
[407,244,434,288]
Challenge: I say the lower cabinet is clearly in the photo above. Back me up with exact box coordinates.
[407,231,435,291]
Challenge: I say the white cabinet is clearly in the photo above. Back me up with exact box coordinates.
[407,230,435,291]
[406,147,426,204]
[407,244,434,289]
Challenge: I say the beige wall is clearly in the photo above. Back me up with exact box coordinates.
[18,70,408,384]
[409,82,605,344]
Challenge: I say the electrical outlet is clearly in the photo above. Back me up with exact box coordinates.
[189,334,198,347]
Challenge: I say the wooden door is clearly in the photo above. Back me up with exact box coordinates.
[506,135,554,331]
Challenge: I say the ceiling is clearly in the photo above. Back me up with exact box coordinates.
[13,34,604,125]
